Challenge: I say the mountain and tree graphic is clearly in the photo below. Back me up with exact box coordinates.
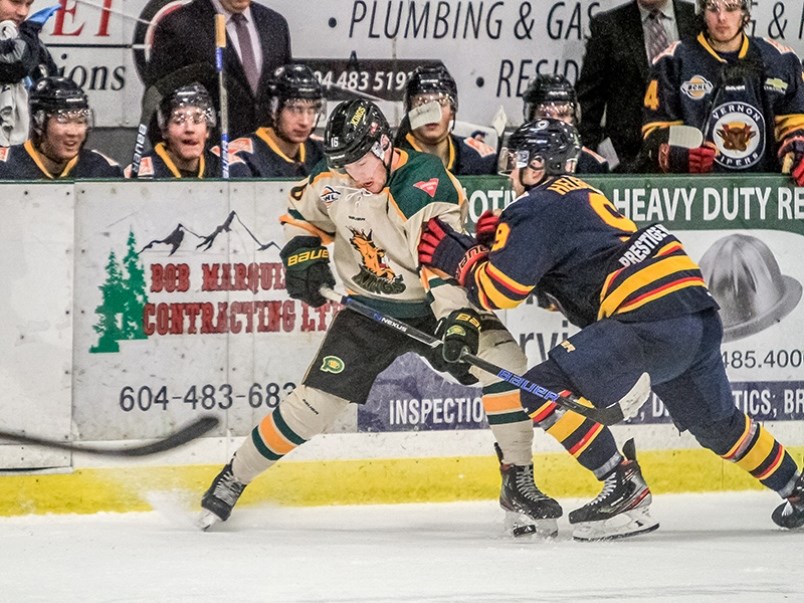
[90,211,280,353]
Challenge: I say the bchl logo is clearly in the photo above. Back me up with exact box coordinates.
[681,75,713,100]
[710,102,765,170]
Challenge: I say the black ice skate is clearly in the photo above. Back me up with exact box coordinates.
[569,439,659,541]
[772,473,804,529]
[495,443,563,538]
[198,462,247,531]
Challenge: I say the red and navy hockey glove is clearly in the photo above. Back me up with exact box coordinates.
[659,143,716,174]
[418,217,488,286]
[474,210,500,247]
[280,236,335,308]
[779,137,804,186]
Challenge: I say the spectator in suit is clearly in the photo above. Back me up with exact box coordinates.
[576,0,697,172]
[146,0,291,140]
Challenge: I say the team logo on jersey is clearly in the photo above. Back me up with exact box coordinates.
[710,102,765,169]
[320,185,341,206]
[764,78,789,94]
[320,356,345,374]
[349,228,406,295]
[463,136,496,158]
[681,75,713,100]
[228,137,254,154]
[413,178,439,198]
[0,147,8,162]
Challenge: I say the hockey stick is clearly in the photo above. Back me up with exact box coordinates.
[130,82,162,178]
[320,289,646,425]
[0,416,219,457]
[214,14,229,179]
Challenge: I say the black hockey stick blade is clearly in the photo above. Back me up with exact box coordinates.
[319,288,640,425]
[0,416,219,457]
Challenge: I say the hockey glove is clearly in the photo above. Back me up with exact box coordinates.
[475,210,500,247]
[437,309,481,363]
[779,137,804,186]
[280,236,335,308]
[418,217,488,286]
[659,143,716,174]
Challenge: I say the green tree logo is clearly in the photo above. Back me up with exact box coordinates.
[90,230,150,353]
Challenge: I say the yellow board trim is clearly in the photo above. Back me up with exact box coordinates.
[1,447,802,517]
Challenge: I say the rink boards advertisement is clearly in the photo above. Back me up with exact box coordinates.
[0,176,803,454]
[31,0,804,129]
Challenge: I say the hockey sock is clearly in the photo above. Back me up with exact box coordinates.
[693,408,799,493]
[232,385,349,483]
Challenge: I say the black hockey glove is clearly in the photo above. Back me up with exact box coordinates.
[280,236,335,308]
[437,309,481,363]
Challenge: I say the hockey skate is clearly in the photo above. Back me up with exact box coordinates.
[197,462,247,531]
[495,443,563,538]
[569,438,659,542]
[772,473,804,529]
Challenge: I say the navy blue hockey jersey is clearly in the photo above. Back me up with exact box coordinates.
[464,175,716,327]
[643,33,804,172]
[0,141,122,179]
[397,132,497,175]
[577,146,609,174]
[124,143,251,178]
[229,127,325,178]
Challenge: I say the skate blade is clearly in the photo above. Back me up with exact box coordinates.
[504,511,558,539]
[196,509,223,531]
[572,508,659,542]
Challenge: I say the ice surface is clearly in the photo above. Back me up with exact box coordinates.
[1,491,801,602]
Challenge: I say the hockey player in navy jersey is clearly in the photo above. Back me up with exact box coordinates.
[395,65,498,175]
[418,118,804,533]
[229,64,325,178]
[642,0,804,181]
[522,74,609,174]
[0,77,121,179]
[125,83,250,179]
[198,101,656,540]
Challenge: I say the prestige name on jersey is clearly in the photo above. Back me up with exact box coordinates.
[618,224,672,268]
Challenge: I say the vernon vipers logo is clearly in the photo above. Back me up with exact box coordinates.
[349,228,406,294]
[711,102,765,169]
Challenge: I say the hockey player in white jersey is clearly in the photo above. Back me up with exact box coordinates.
[199,100,656,540]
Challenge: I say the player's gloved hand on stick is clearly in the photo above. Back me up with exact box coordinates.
[280,236,335,308]
[418,217,488,286]
[474,210,500,247]
[437,309,481,363]
[660,143,716,174]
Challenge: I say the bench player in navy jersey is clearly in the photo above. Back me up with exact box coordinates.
[642,0,804,180]
[418,118,804,534]
[522,74,609,174]
[125,83,249,179]
[0,77,121,179]
[395,65,498,176]
[229,64,325,178]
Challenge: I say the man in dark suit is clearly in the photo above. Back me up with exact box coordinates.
[576,0,697,172]
[146,0,291,139]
